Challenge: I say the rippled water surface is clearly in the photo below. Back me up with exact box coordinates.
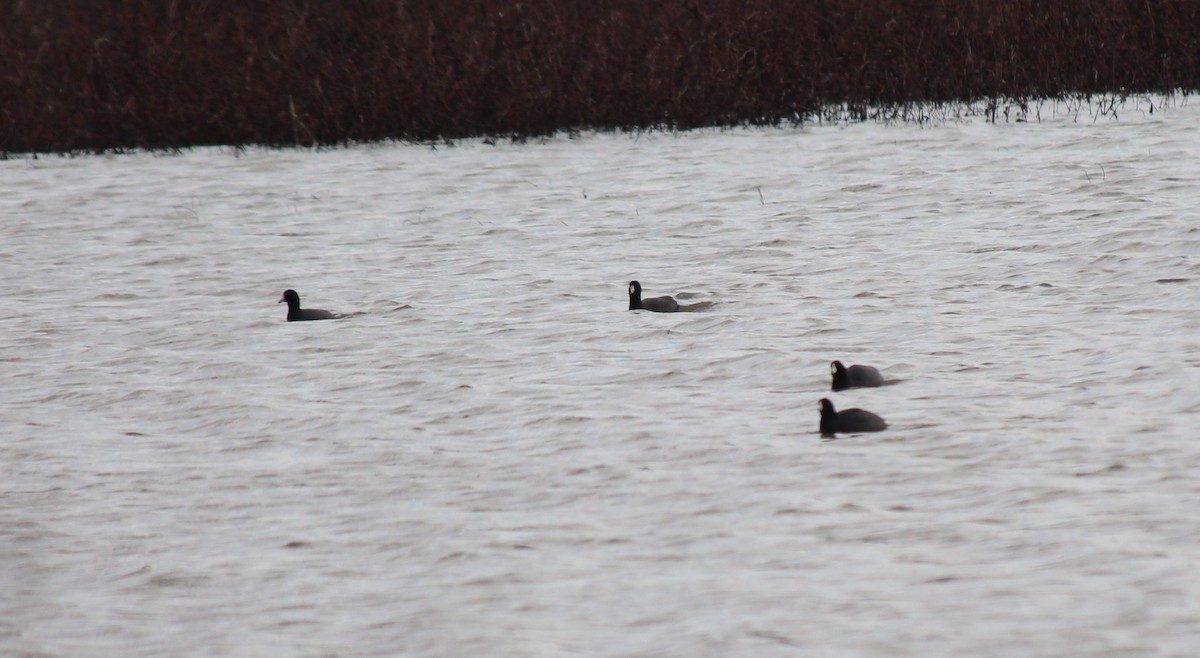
[3,101,1199,657]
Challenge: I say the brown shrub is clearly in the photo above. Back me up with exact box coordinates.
[2,0,1197,153]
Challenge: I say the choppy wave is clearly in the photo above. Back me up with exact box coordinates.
[2,104,1198,657]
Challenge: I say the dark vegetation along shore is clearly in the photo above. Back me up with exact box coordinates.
[2,0,1199,154]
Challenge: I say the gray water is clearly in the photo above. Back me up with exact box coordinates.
[3,99,1199,657]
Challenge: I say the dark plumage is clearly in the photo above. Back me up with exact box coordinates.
[818,398,887,435]
[628,280,680,313]
[278,289,337,322]
[830,360,885,391]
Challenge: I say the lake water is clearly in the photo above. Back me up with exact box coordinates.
[3,98,1199,657]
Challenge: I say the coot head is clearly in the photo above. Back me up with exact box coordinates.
[831,360,849,389]
[817,398,836,435]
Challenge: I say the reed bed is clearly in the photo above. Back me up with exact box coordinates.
[2,0,1198,154]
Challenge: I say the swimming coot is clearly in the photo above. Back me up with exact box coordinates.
[628,280,681,313]
[818,398,887,435]
[830,360,885,391]
[278,289,337,322]
[628,280,715,313]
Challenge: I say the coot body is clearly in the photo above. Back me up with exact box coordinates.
[628,281,680,313]
[279,289,337,322]
[830,360,885,391]
[818,398,887,435]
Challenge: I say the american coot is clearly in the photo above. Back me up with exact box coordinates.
[818,398,887,435]
[830,360,885,391]
[628,280,679,312]
[627,280,713,313]
[278,289,338,321]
